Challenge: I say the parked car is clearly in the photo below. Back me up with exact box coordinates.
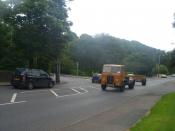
[171,74,175,77]
[11,68,55,89]
[92,73,101,83]
[160,74,167,78]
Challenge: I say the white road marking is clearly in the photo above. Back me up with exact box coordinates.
[90,86,99,89]
[52,88,61,91]
[57,93,79,98]
[56,87,88,98]
[11,93,17,103]
[50,89,58,97]
[20,89,49,94]
[0,101,26,106]
[79,87,88,93]
[89,86,93,88]
[71,88,81,94]
[20,88,60,94]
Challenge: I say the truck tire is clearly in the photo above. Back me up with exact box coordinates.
[120,85,125,92]
[142,79,146,86]
[28,82,34,90]
[92,79,94,83]
[133,80,135,86]
[101,85,106,91]
[129,83,134,89]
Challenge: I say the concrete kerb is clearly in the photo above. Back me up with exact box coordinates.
[128,110,151,130]
[0,82,11,86]
[61,74,91,79]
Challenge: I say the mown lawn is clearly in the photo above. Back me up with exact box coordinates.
[131,92,175,131]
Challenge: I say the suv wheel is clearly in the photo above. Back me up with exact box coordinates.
[49,82,54,88]
[28,82,34,90]
[13,85,18,89]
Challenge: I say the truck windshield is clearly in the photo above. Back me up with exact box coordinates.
[103,66,121,73]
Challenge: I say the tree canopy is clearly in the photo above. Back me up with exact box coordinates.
[0,0,73,71]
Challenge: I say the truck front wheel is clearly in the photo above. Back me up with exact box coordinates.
[101,85,106,91]
[142,80,146,86]
[120,85,125,92]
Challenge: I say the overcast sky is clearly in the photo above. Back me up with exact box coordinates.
[67,0,175,51]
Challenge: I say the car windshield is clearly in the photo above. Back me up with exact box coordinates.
[103,66,121,73]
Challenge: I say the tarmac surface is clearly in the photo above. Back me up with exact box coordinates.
[0,76,175,131]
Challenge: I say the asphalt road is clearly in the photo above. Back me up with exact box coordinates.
[0,76,175,131]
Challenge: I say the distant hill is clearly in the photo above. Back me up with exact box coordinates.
[71,34,163,75]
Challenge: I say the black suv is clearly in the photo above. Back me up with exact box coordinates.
[11,68,55,89]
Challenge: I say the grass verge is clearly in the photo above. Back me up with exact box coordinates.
[131,92,175,131]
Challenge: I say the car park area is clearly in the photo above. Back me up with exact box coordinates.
[0,75,174,106]
[0,83,88,106]
[1,76,175,131]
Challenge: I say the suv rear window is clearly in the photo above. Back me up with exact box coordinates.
[27,69,40,77]
[40,70,49,77]
[14,68,27,75]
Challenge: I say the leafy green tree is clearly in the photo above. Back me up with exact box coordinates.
[168,49,175,73]
[171,15,175,73]
[59,33,78,75]
[12,0,70,66]
[159,65,169,74]
[0,0,72,71]
[0,1,17,70]
[152,64,169,76]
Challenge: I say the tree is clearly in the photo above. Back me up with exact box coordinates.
[11,0,70,65]
[0,0,18,70]
[0,0,73,79]
[159,65,169,74]
[171,14,175,73]
[168,49,175,73]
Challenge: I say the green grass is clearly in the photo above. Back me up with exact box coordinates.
[131,92,175,131]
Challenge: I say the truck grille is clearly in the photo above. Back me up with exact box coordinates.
[107,76,113,84]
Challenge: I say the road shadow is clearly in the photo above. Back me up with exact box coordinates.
[103,87,133,93]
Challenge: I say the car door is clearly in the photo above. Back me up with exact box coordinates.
[39,70,50,87]
[30,70,41,87]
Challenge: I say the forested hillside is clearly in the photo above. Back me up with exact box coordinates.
[70,34,164,76]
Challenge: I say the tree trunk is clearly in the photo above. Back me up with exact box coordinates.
[56,59,60,83]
